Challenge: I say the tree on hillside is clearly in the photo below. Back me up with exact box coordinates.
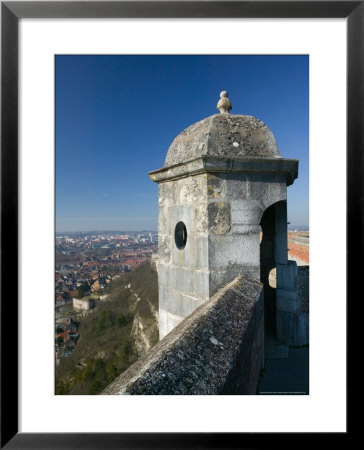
[77,281,90,298]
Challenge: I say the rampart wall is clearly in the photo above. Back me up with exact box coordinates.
[102,276,263,395]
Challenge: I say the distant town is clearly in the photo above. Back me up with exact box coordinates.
[55,231,158,362]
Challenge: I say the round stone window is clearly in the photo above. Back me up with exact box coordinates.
[175,222,187,249]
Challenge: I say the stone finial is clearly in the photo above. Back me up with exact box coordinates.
[217,91,232,114]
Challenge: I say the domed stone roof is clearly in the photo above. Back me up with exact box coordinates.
[164,112,281,167]
[150,92,297,186]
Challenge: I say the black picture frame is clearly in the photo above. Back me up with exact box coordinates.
[1,1,357,448]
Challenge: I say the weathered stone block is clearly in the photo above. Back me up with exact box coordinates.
[159,308,184,340]
[209,234,259,270]
[158,206,168,234]
[224,173,250,199]
[208,201,231,234]
[207,174,225,199]
[168,203,194,229]
[158,309,169,339]
[195,234,209,270]
[157,262,169,287]
[194,204,208,233]
[194,269,210,298]
[176,174,206,204]
[231,223,261,235]
[231,200,264,226]
[249,175,286,209]
[158,285,172,311]
[159,285,203,319]
[157,235,171,263]
[170,265,196,296]
[173,291,204,318]
[171,234,196,270]
[159,181,177,206]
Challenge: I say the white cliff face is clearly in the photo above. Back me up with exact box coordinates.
[128,282,159,358]
[131,313,158,357]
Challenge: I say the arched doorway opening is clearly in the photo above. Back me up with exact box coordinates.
[260,200,287,336]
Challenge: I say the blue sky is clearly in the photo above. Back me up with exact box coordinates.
[56,55,308,232]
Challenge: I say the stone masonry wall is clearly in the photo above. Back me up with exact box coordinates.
[102,276,264,395]
[207,172,287,296]
[157,174,210,337]
[276,262,309,346]
[157,170,286,338]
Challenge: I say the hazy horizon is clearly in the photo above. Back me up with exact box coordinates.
[56,224,310,235]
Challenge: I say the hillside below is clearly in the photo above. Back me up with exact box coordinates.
[55,262,159,395]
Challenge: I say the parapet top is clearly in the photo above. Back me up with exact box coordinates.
[217,91,232,114]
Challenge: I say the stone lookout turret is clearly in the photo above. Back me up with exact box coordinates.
[150,92,299,342]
